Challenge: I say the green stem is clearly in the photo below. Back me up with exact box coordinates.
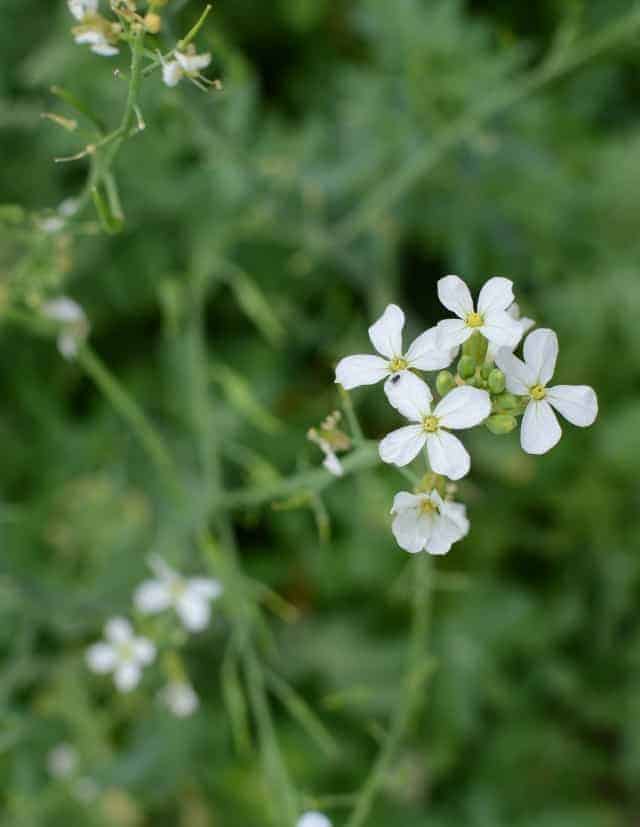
[335,5,640,245]
[346,554,433,827]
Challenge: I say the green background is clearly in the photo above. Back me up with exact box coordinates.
[1,0,639,825]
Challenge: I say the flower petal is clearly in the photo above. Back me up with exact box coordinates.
[378,425,426,467]
[390,491,423,514]
[133,637,156,665]
[176,593,211,632]
[480,309,521,348]
[434,386,491,430]
[114,663,141,693]
[523,328,558,386]
[437,275,474,319]
[105,617,133,644]
[384,371,432,422]
[426,431,470,480]
[546,385,598,427]
[368,304,405,359]
[439,500,470,540]
[405,326,457,371]
[494,348,534,395]
[435,318,472,350]
[86,643,116,674]
[392,509,433,553]
[323,451,343,476]
[477,277,514,315]
[520,399,561,454]
[134,579,172,614]
[424,516,456,555]
[335,355,389,390]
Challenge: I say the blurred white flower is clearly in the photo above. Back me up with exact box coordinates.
[86,617,155,692]
[495,328,598,455]
[73,28,119,56]
[58,198,80,217]
[335,304,456,391]
[161,681,199,718]
[134,556,223,632]
[162,48,211,87]
[37,215,65,234]
[68,0,98,21]
[391,489,469,554]
[380,371,491,479]
[41,296,89,360]
[74,776,100,804]
[47,743,78,779]
[297,814,332,827]
[435,275,522,351]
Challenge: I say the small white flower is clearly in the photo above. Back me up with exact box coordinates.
[58,198,80,217]
[134,557,223,633]
[175,50,211,74]
[435,275,522,351]
[74,28,119,56]
[297,814,332,827]
[308,429,344,477]
[380,372,491,479]
[41,296,89,360]
[335,304,456,391]
[162,60,183,87]
[391,489,469,554]
[68,0,98,21]
[495,328,598,455]
[37,215,65,234]
[47,743,78,779]
[486,301,535,362]
[161,681,199,718]
[86,617,156,692]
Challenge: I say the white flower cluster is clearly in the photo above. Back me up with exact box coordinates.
[86,558,222,715]
[67,0,120,57]
[335,275,598,555]
[161,47,212,88]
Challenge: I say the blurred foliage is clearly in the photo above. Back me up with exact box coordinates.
[2,0,640,825]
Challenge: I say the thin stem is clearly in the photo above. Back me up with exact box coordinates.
[335,5,640,245]
[346,554,433,827]
[339,386,365,445]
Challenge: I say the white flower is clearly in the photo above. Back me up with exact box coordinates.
[308,430,343,476]
[68,0,98,21]
[486,301,535,362]
[86,617,155,692]
[162,49,211,87]
[37,215,65,234]
[74,28,119,56]
[162,60,183,87]
[495,328,598,455]
[435,275,522,351]
[297,814,332,827]
[47,743,78,779]
[380,372,491,479]
[391,489,469,554]
[335,304,456,391]
[161,681,199,718]
[41,296,89,360]
[134,557,223,632]
[58,198,80,217]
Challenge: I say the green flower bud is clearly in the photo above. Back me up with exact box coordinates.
[436,370,456,397]
[465,375,479,387]
[462,331,488,364]
[485,414,518,435]
[457,354,476,379]
[493,392,519,412]
[488,368,506,394]
[480,363,492,380]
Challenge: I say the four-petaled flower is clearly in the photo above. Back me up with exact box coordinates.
[134,556,223,632]
[162,49,212,87]
[435,275,522,351]
[297,814,332,827]
[391,489,469,554]
[380,372,491,479]
[335,304,456,391]
[495,328,598,454]
[86,617,155,692]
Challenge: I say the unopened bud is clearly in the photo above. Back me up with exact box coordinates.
[457,354,475,379]
[488,368,506,394]
[462,331,488,364]
[144,12,161,32]
[485,414,517,435]
[480,363,492,380]
[436,370,456,397]
[493,392,518,412]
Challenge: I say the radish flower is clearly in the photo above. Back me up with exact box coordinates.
[391,489,469,554]
[86,617,155,692]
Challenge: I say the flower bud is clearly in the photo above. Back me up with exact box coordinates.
[462,331,488,364]
[436,370,456,397]
[488,368,505,394]
[480,363,492,380]
[493,392,518,412]
[485,414,517,435]
[144,12,162,33]
[457,354,475,379]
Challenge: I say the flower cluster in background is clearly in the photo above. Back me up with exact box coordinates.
[335,275,598,555]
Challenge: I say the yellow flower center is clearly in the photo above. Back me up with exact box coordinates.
[419,498,437,515]
[423,415,439,433]
[466,311,483,328]
[530,384,546,401]
[389,356,408,372]
[117,642,135,662]
[169,578,186,601]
